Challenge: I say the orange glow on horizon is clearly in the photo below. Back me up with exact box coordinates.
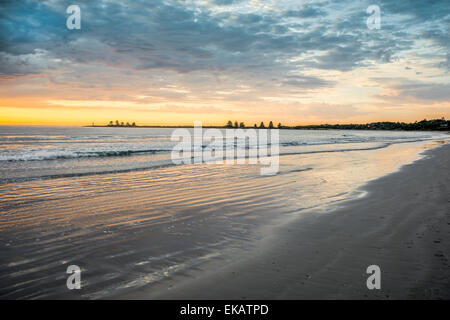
[1,102,449,127]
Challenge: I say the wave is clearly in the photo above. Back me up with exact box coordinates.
[4,138,447,185]
[0,135,160,141]
[0,143,397,185]
[0,163,178,185]
[0,134,439,163]
[0,149,172,162]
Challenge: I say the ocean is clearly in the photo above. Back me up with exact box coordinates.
[0,126,448,298]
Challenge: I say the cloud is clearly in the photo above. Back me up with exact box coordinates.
[283,4,327,19]
[306,103,368,120]
[394,82,450,101]
[372,78,450,103]
[379,0,450,21]
[212,0,244,6]
[282,75,335,90]
[0,0,449,121]
[1,0,435,77]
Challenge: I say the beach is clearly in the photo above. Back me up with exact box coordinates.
[0,127,449,299]
[122,143,450,300]
[2,0,450,304]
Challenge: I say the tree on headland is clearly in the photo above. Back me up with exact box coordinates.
[103,117,448,131]
[106,120,139,127]
[291,118,449,131]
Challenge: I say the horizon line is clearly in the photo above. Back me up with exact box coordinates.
[1,117,448,128]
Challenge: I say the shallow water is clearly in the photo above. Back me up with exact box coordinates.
[0,126,448,298]
[0,126,442,182]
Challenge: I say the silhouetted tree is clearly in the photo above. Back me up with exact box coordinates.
[277,122,282,129]
[120,122,124,127]
[268,121,274,129]
[126,122,130,127]
[259,122,265,128]
[115,120,120,127]
[289,118,449,131]
[132,122,136,127]
[239,122,245,128]
[254,124,257,128]
[234,121,239,128]
[108,121,113,127]
[226,121,233,128]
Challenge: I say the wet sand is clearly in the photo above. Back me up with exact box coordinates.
[1,138,448,299]
[121,144,450,299]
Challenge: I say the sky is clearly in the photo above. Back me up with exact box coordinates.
[0,0,449,126]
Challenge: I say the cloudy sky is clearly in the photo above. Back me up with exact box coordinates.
[0,0,449,125]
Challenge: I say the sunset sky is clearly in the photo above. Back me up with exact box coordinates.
[0,0,449,126]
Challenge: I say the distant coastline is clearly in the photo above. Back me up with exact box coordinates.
[86,118,449,131]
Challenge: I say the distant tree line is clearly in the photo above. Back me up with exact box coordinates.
[292,118,449,131]
[226,120,283,129]
[107,120,136,127]
[98,118,448,131]
[224,118,449,131]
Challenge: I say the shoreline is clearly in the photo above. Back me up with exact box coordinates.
[84,125,449,132]
[119,143,450,299]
